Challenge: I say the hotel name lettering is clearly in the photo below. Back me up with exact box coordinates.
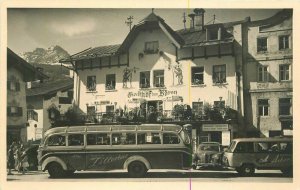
[128,89,178,98]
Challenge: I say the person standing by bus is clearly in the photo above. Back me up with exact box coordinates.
[7,145,15,175]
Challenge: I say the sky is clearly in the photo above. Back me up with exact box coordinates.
[7,8,281,55]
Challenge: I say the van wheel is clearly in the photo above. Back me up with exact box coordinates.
[47,162,66,178]
[128,161,147,178]
[237,164,255,176]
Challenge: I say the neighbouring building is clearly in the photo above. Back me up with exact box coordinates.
[7,48,48,145]
[243,9,293,137]
[61,9,250,147]
[26,78,74,141]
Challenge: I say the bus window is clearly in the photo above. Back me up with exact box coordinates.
[87,133,110,145]
[137,132,161,144]
[112,133,136,145]
[163,133,180,144]
[234,142,254,153]
[47,135,66,146]
[68,134,84,146]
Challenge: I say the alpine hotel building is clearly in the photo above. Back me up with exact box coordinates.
[61,9,293,146]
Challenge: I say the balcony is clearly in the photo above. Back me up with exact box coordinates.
[249,81,292,92]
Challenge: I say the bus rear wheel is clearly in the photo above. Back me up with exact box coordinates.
[237,164,255,176]
[47,162,66,178]
[128,161,147,178]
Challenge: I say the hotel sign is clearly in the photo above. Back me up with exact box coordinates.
[128,89,178,99]
[202,124,229,131]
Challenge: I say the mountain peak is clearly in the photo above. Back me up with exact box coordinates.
[20,45,70,64]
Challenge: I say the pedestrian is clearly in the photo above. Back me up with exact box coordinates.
[21,151,29,174]
[7,145,15,175]
[14,143,24,172]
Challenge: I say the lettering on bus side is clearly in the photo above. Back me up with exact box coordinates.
[88,154,129,168]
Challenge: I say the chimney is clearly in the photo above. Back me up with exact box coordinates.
[188,13,195,29]
[194,8,205,30]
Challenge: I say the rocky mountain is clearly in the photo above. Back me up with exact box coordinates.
[19,45,70,64]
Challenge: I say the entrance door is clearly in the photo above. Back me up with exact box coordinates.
[147,101,163,113]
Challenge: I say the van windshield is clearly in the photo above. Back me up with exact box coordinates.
[228,141,236,153]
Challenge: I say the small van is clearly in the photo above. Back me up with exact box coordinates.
[38,124,192,178]
[222,137,292,176]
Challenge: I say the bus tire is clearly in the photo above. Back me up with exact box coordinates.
[237,164,255,176]
[128,161,147,178]
[47,162,66,178]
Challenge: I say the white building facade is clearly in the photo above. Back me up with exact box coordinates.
[62,9,247,146]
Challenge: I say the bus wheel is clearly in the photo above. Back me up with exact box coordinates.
[237,164,255,176]
[47,162,66,178]
[128,161,147,178]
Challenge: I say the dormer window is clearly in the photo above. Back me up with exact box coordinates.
[206,27,221,41]
[144,41,159,54]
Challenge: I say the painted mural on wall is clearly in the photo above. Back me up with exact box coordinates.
[173,65,183,85]
[123,67,139,88]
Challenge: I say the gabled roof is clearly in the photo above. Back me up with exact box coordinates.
[248,9,292,27]
[61,44,121,62]
[60,12,243,62]
[26,78,73,97]
[7,48,49,81]
[118,12,185,53]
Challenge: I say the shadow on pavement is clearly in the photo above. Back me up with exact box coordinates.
[57,171,291,179]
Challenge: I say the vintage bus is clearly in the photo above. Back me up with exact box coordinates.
[38,124,192,178]
[222,137,293,176]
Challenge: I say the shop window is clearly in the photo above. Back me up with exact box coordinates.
[213,65,226,84]
[47,135,66,146]
[137,132,161,144]
[258,99,269,116]
[106,105,114,113]
[214,101,225,109]
[279,35,290,50]
[279,98,292,115]
[106,74,116,90]
[87,133,110,145]
[27,109,38,121]
[68,134,84,146]
[153,70,164,87]
[144,41,159,54]
[7,106,23,117]
[112,133,136,145]
[257,37,268,52]
[140,71,150,88]
[7,81,20,91]
[258,66,269,82]
[279,64,290,81]
[163,133,180,144]
[191,67,204,85]
[87,76,96,91]
[192,102,204,115]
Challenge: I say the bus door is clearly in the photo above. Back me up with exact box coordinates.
[254,141,292,169]
[65,134,86,170]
